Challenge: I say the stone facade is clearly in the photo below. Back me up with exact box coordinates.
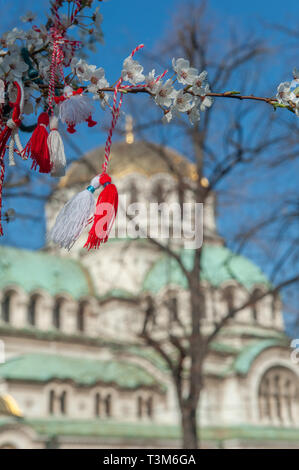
[0,140,297,449]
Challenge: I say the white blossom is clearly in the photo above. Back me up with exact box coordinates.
[92,29,104,44]
[20,11,36,23]
[188,100,201,125]
[92,90,110,110]
[93,7,103,29]
[199,84,213,111]
[87,67,109,94]
[162,109,174,124]
[145,69,159,93]
[200,95,213,111]
[172,58,198,85]
[276,82,294,106]
[154,79,177,107]
[173,89,193,112]
[8,83,33,114]
[1,50,28,79]
[37,55,50,82]
[2,28,24,46]
[192,71,208,95]
[25,29,44,52]
[121,56,145,85]
[71,58,96,82]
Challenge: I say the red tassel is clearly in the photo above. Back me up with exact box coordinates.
[84,173,118,250]
[86,115,97,128]
[67,123,76,134]
[23,112,52,173]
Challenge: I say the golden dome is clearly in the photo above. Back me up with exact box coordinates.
[59,140,197,188]
[0,394,22,417]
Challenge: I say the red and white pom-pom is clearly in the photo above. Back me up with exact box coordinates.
[84,173,118,250]
[54,86,97,134]
[47,116,66,177]
[23,112,51,173]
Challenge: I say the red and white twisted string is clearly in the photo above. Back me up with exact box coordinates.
[101,44,168,174]
[47,1,82,113]
[102,44,145,174]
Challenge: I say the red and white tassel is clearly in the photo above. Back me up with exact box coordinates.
[23,112,51,173]
[47,116,66,177]
[84,173,118,250]
[49,175,100,250]
[55,86,97,134]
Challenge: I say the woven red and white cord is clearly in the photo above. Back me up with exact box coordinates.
[47,1,82,113]
[102,44,145,174]
[101,44,168,174]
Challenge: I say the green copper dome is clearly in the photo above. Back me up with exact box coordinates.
[0,246,94,300]
[143,245,269,294]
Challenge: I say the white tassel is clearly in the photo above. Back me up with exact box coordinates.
[49,175,100,250]
[59,86,94,133]
[48,116,66,177]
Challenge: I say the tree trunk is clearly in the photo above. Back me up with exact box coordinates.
[181,400,199,449]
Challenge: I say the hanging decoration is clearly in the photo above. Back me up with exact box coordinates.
[54,86,97,134]
[49,174,99,250]
[0,80,25,235]
[48,116,66,177]
[22,112,51,173]
[84,173,118,250]
[49,45,145,250]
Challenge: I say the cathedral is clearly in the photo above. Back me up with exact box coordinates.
[0,132,297,449]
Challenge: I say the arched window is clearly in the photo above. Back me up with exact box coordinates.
[60,391,67,414]
[137,395,154,419]
[129,181,138,205]
[53,298,63,329]
[137,396,143,418]
[95,392,101,417]
[258,367,298,425]
[105,394,112,417]
[49,390,55,415]
[167,294,179,325]
[1,291,14,323]
[77,301,87,333]
[146,396,153,419]
[28,294,39,327]
[94,392,112,417]
[251,288,263,323]
[223,286,234,313]
[153,181,165,204]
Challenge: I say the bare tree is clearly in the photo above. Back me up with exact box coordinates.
[113,2,299,448]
